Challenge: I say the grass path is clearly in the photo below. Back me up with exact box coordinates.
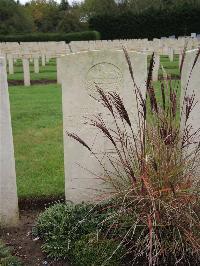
[8,59,57,81]
[9,84,64,199]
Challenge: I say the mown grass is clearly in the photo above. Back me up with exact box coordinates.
[159,54,180,77]
[147,54,180,77]
[9,84,64,199]
[8,59,57,81]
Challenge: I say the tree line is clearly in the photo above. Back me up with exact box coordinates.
[0,0,200,38]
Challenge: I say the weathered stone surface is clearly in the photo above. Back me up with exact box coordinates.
[168,47,174,62]
[34,56,39,74]
[181,49,200,184]
[42,54,46,66]
[152,54,160,81]
[0,57,19,227]
[61,50,147,203]
[8,55,14,75]
[22,58,30,86]
[56,57,62,84]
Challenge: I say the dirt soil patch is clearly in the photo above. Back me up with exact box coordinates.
[0,198,69,266]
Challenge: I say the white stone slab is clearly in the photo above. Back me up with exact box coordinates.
[0,57,19,227]
[181,49,200,182]
[168,47,174,62]
[42,54,46,66]
[56,57,62,84]
[8,56,14,75]
[152,54,160,81]
[61,50,147,203]
[34,57,39,74]
[22,58,30,86]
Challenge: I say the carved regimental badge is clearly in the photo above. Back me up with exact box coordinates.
[86,62,123,96]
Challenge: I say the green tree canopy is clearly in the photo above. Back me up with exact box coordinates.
[59,0,70,11]
[81,0,118,18]
[25,0,60,32]
[0,0,200,36]
[0,0,34,34]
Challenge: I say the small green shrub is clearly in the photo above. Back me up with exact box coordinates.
[35,203,106,259]
[35,202,126,263]
[0,240,22,266]
[70,234,124,266]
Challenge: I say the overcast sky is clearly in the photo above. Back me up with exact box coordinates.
[19,0,80,4]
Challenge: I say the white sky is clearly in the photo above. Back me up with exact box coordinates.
[19,0,79,4]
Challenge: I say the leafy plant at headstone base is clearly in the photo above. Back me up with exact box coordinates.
[0,240,22,266]
[67,48,200,265]
[34,202,114,260]
[69,233,125,266]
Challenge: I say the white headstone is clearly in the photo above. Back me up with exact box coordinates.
[168,47,174,62]
[191,33,196,38]
[46,53,50,63]
[152,54,160,81]
[22,58,30,86]
[61,50,147,203]
[8,55,14,75]
[0,57,19,227]
[181,49,200,183]
[34,56,39,74]
[56,57,62,84]
[42,54,46,66]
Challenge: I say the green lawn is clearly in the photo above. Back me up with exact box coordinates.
[8,59,57,81]
[159,54,180,77]
[147,54,180,77]
[9,84,64,199]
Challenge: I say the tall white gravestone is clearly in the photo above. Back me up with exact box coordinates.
[168,47,174,62]
[0,57,19,227]
[42,54,46,66]
[152,54,160,81]
[181,49,200,183]
[8,55,14,75]
[56,57,62,84]
[61,50,147,203]
[34,56,39,74]
[22,57,30,87]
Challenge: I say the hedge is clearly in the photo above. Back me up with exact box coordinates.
[0,31,101,42]
[89,5,200,40]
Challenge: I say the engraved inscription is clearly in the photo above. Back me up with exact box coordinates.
[85,62,123,95]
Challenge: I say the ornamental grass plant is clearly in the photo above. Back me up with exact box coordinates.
[67,48,200,265]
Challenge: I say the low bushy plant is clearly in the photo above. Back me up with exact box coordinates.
[70,233,124,266]
[0,240,22,266]
[35,203,109,260]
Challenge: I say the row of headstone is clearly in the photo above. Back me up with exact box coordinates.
[1,37,199,59]
[1,37,199,86]
[1,47,200,227]
[70,37,200,54]
[4,54,67,86]
[0,42,70,86]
